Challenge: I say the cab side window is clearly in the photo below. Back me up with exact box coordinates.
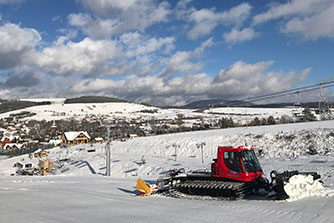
[224,151,242,172]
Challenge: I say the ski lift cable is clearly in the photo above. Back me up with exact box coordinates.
[234,80,334,103]
[245,83,334,103]
[224,81,334,106]
[246,85,332,102]
[244,81,334,102]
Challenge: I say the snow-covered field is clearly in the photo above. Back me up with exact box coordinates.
[20,98,66,104]
[1,120,334,222]
[205,106,303,124]
[0,100,302,122]
[1,175,333,223]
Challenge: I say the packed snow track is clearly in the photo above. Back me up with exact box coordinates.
[0,176,333,223]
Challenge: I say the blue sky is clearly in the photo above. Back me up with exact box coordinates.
[0,0,333,106]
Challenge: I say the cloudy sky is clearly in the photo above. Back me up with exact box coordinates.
[0,0,333,106]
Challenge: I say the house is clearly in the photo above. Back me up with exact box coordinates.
[94,137,104,144]
[34,149,48,158]
[61,131,91,145]
[167,124,179,129]
[129,134,138,139]
[4,143,22,150]
[39,159,53,176]
[50,120,59,135]
[49,139,62,147]
[1,136,18,147]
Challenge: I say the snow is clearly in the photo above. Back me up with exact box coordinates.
[284,175,333,202]
[1,119,334,222]
[0,100,305,123]
[0,102,162,121]
[0,175,333,223]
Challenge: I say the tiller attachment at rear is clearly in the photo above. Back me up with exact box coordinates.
[269,170,322,200]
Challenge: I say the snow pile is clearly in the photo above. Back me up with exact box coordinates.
[284,175,334,201]
[110,126,334,161]
[247,129,334,158]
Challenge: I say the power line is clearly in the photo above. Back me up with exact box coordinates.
[224,80,334,106]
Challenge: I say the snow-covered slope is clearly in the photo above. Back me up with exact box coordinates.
[0,100,301,122]
[1,120,334,223]
[1,120,334,177]
[0,102,161,121]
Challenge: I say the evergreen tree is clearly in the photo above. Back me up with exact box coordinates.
[249,117,261,126]
[267,116,276,125]
[302,108,317,122]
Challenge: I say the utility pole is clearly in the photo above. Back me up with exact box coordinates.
[106,126,111,176]
[196,142,206,163]
[319,83,323,113]
[172,143,179,161]
[319,83,329,114]
[99,119,112,176]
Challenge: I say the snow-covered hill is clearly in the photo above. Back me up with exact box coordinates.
[0,120,333,223]
[1,120,334,177]
[0,99,303,122]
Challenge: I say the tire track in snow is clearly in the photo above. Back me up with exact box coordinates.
[213,200,334,223]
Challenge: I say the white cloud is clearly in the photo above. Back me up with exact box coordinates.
[193,38,213,57]
[253,0,329,25]
[0,89,10,98]
[75,0,170,36]
[119,32,175,58]
[211,61,310,98]
[68,13,91,27]
[164,51,194,72]
[33,38,119,75]
[158,38,213,77]
[71,72,213,106]
[0,23,41,69]
[68,13,121,40]
[223,28,259,45]
[185,2,252,39]
[0,0,24,4]
[282,6,334,40]
[69,60,310,106]
[253,0,334,40]
[4,27,176,80]
[175,0,193,19]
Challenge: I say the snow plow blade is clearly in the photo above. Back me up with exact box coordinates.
[136,178,152,196]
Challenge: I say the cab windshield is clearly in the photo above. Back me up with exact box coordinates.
[240,150,262,173]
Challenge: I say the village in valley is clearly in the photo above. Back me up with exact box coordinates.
[0,96,332,177]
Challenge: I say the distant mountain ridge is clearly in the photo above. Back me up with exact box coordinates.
[0,99,51,114]
[64,96,127,104]
[181,99,333,109]
[181,99,254,109]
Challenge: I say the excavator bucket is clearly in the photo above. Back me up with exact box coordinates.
[136,178,152,196]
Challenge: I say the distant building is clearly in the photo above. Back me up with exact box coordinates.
[61,131,91,145]
[167,124,179,129]
[94,137,104,144]
[3,143,22,150]
[50,120,59,135]
[49,139,62,147]
[129,134,138,139]
[1,136,19,147]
